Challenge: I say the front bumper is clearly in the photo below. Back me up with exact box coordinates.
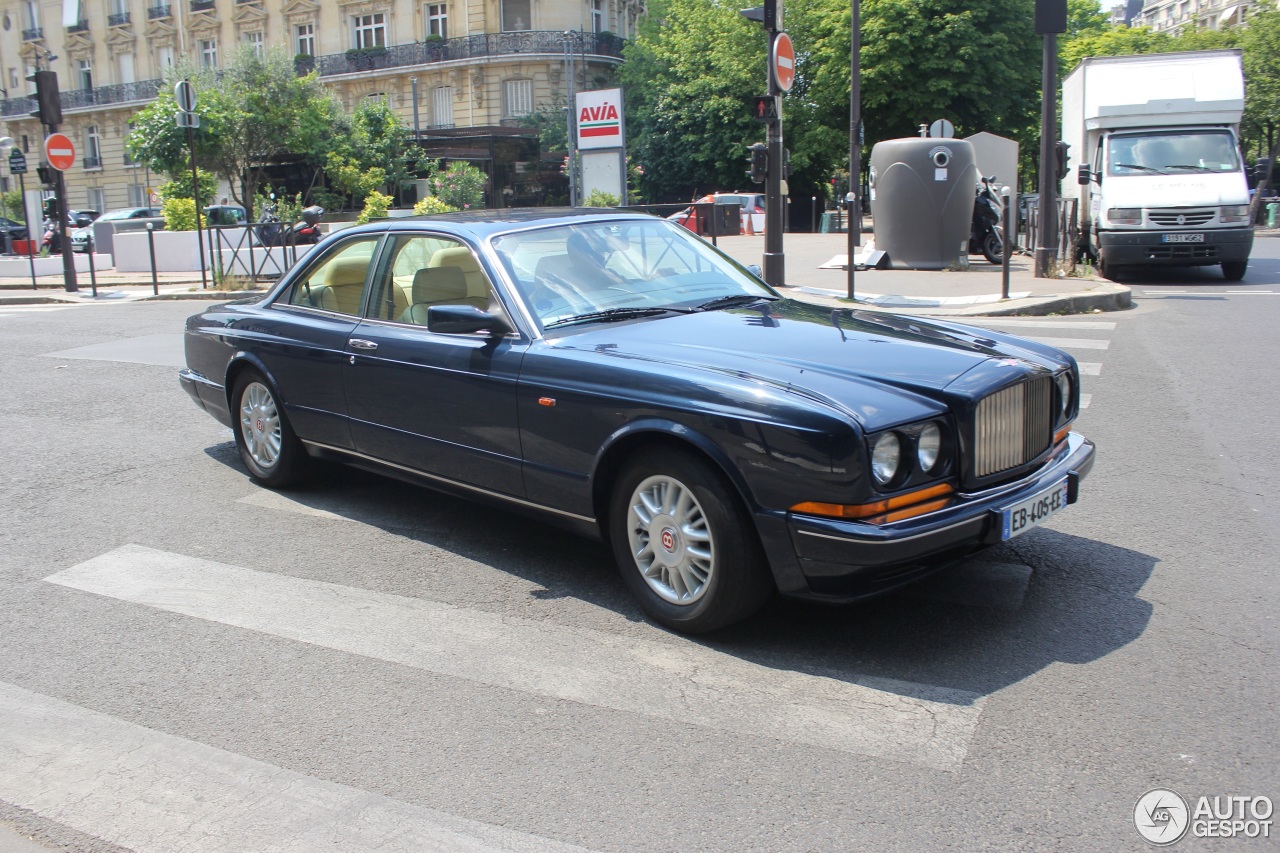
[1098,227,1252,267]
[779,432,1095,601]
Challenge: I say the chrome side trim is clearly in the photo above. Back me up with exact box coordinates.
[300,439,597,524]
[179,368,222,391]
[795,516,978,544]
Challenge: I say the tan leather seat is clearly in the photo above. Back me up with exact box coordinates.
[427,247,490,308]
[397,267,477,325]
[310,256,369,315]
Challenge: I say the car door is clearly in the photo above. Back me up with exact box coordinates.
[256,233,385,449]
[343,232,529,497]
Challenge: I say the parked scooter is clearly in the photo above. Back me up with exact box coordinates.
[969,176,1005,265]
[256,202,325,246]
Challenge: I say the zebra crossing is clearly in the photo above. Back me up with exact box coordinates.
[0,303,83,320]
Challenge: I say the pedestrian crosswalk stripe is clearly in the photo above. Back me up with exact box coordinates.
[0,681,592,853]
[45,544,986,770]
[1077,362,1102,376]
[964,318,1117,330]
[1020,336,1110,350]
[1079,393,1092,410]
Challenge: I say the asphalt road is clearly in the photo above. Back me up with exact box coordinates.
[0,241,1276,851]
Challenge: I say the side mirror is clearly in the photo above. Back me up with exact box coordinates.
[746,263,764,281]
[426,304,513,337]
[1077,164,1091,186]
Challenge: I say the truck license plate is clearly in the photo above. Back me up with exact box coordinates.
[1000,479,1069,541]
[1161,233,1205,243]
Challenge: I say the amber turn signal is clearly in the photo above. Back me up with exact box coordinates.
[791,483,954,522]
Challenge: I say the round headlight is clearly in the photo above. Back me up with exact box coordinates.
[1056,372,1072,417]
[871,432,901,485]
[917,422,943,473]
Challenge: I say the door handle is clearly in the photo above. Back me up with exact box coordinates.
[348,339,378,352]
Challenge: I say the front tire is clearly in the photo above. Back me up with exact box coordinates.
[1098,253,1125,282]
[232,369,306,487]
[609,449,773,633]
[981,231,1003,265]
[1222,260,1247,281]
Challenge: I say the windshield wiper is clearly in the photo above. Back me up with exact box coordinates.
[1114,163,1165,174]
[1163,163,1214,172]
[694,294,776,312]
[543,307,682,329]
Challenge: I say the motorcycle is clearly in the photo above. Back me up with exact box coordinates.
[256,203,325,247]
[969,175,1005,265]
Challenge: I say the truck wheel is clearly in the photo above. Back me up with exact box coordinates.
[1098,255,1125,282]
[1221,260,1247,282]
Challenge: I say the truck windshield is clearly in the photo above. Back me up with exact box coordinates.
[1107,131,1240,176]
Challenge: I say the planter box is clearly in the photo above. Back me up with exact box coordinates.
[114,229,314,275]
[0,253,111,277]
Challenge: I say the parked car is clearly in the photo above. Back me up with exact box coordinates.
[180,209,1095,633]
[668,192,766,235]
[70,207,159,253]
[0,215,28,244]
[68,209,99,228]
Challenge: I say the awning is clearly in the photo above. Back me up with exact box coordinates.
[1219,5,1239,26]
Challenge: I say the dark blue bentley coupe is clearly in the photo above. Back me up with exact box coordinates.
[180,209,1095,633]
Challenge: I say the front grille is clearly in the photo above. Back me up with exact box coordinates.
[1149,209,1216,227]
[1146,245,1218,260]
[974,377,1052,478]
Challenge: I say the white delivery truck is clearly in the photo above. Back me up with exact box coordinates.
[1062,49,1253,281]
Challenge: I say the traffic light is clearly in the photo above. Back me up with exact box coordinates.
[36,164,54,188]
[1054,140,1070,183]
[27,70,62,126]
[739,0,779,31]
[747,143,768,184]
[42,196,56,218]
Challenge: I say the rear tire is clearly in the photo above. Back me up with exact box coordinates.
[1221,260,1247,281]
[981,232,1003,265]
[232,369,306,487]
[609,448,773,633]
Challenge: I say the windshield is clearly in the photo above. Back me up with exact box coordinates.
[489,218,776,330]
[1107,130,1241,176]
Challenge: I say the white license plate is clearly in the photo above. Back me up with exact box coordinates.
[1161,233,1205,243]
[1000,479,1069,541]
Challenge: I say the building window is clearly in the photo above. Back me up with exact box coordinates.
[432,86,453,127]
[353,13,386,48]
[157,46,174,70]
[84,125,102,168]
[200,39,217,68]
[22,0,38,30]
[87,187,106,212]
[295,23,315,56]
[109,0,127,15]
[118,52,135,84]
[246,31,264,57]
[8,69,17,91]
[78,59,92,91]
[426,3,447,37]
[502,78,533,118]
[591,0,604,33]
[501,0,530,31]
[128,183,147,207]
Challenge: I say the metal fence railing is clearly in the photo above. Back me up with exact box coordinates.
[1021,196,1080,272]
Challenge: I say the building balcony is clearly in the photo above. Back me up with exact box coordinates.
[83,156,102,169]
[108,12,132,25]
[311,30,625,77]
[148,5,172,19]
[0,79,163,117]
[190,0,214,11]
[67,19,89,32]
[22,27,43,41]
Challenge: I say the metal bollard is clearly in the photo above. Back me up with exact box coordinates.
[146,222,159,296]
[1268,201,1278,229]
[87,239,97,298]
[1001,187,1012,300]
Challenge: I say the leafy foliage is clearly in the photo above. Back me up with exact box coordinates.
[156,170,218,206]
[161,197,197,231]
[584,189,621,207]
[429,162,487,209]
[413,196,459,214]
[356,191,393,224]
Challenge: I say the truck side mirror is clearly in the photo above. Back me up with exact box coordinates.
[1077,164,1091,186]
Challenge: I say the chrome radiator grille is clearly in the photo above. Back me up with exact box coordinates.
[1149,208,1215,227]
[974,378,1052,478]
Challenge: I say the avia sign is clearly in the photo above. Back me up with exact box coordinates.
[576,88,625,151]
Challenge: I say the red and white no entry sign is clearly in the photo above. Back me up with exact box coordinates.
[44,133,76,172]
[772,32,795,93]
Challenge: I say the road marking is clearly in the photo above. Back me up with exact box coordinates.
[1223,290,1275,294]
[963,318,1117,330]
[43,333,186,367]
[1079,393,1092,410]
[1077,362,1102,376]
[45,545,985,770]
[1018,336,1110,350]
[0,681,591,853]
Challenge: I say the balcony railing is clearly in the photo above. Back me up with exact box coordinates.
[67,19,89,32]
[84,156,102,169]
[0,79,163,116]
[311,30,624,76]
[148,4,172,18]
[190,0,214,10]
[108,12,131,25]
[22,27,43,40]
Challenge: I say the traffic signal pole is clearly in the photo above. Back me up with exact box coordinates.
[29,68,76,292]
[763,31,785,288]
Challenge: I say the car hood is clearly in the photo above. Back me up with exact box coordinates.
[550,299,1066,425]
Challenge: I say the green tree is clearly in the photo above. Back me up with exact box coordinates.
[1237,8,1280,166]
[345,99,427,202]
[620,0,765,199]
[127,47,338,210]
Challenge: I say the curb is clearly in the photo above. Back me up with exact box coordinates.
[780,282,1131,317]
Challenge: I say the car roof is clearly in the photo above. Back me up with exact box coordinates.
[361,207,660,240]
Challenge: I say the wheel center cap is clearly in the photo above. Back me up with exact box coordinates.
[661,527,676,552]
[651,515,683,568]
[255,414,264,434]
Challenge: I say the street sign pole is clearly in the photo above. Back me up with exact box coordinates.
[176,81,208,289]
[763,31,785,287]
[16,172,37,291]
[848,0,861,300]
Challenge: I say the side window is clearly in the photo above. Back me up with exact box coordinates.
[369,234,502,327]
[285,237,381,315]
